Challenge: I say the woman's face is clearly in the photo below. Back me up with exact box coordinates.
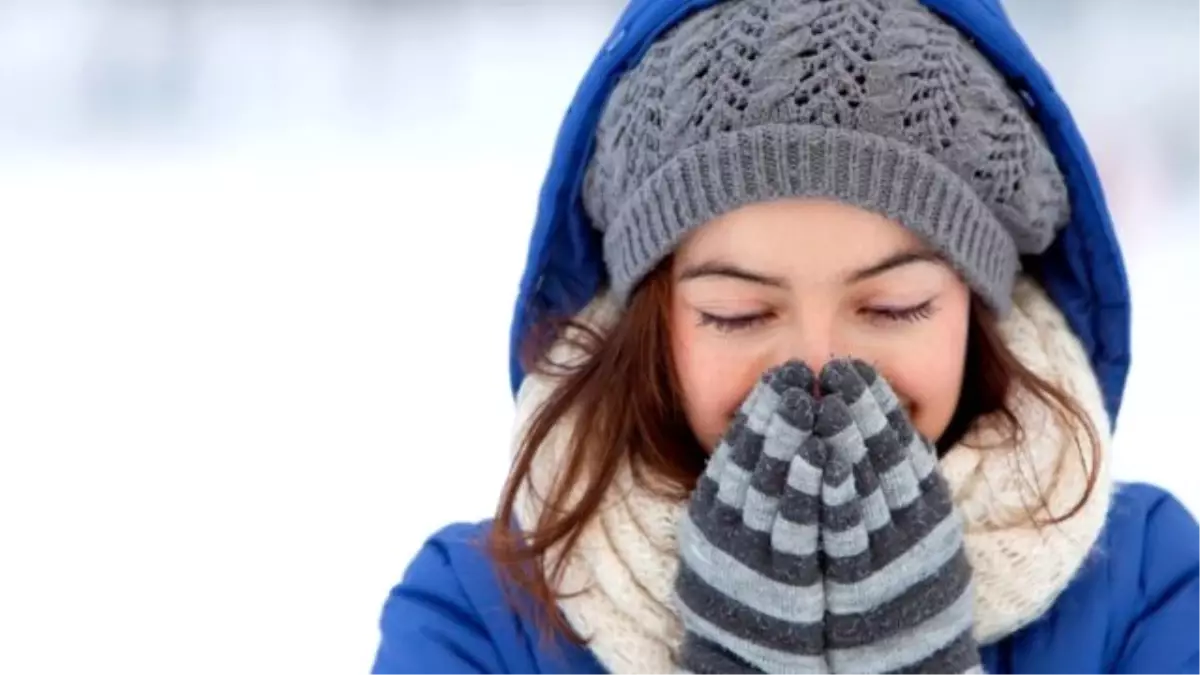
[669,198,972,451]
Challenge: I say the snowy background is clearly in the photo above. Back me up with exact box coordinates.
[0,1,1195,672]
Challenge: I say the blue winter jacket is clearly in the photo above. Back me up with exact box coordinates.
[372,0,1200,672]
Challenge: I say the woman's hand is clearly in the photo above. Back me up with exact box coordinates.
[814,358,981,674]
[674,360,831,674]
[673,357,980,674]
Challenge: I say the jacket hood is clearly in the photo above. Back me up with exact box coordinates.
[507,0,1131,427]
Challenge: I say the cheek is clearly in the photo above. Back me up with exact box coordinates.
[873,316,970,443]
[671,317,767,453]
[882,353,964,442]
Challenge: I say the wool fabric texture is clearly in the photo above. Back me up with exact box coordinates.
[582,0,1069,314]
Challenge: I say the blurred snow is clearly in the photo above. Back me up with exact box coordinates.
[0,1,1194,672]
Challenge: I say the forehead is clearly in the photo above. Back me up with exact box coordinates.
[681,196,921,254]
[676,199,927,268]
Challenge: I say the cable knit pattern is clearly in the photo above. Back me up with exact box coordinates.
[583,0,1069,312]
[511,277,1110,674]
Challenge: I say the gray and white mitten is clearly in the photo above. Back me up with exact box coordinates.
[814,358,981,674]
[674,361,830,674]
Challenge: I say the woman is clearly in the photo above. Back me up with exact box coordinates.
[372,0,1199,672]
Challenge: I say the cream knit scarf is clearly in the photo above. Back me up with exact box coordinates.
[512,278,1112,673]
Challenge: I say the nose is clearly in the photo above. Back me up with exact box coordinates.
[781,315,839,376]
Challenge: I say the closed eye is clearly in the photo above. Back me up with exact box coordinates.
[697,311,771,333]
[862,300,936,323]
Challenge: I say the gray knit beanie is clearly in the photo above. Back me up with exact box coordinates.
[582,0,1069,314]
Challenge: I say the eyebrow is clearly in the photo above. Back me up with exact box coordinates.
[677,261,788,287]
[846,250,942,282]
[677,250,942,288]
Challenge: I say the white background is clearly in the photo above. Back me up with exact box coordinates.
[0,1,1196,672]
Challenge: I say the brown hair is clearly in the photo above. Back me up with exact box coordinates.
[488,262,1101,645]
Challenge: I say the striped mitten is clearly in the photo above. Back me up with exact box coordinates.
[673,360,830,674]
[814,358,981,674]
